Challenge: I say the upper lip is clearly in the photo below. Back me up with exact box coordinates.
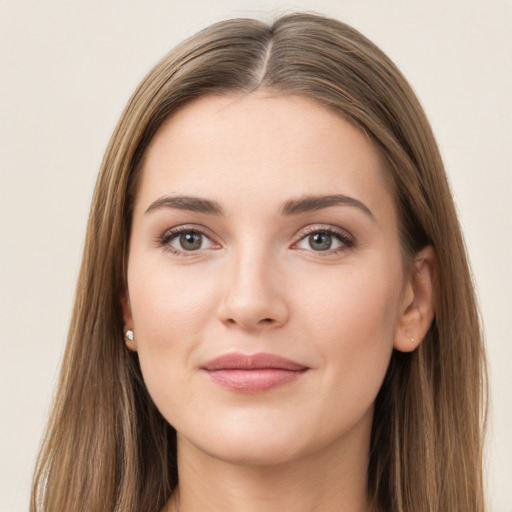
[202,352,307,371]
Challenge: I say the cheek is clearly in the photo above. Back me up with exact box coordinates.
[297,262,401,406]
[126,260,219,404]
[129,258,216,343]
[301,260,401,342]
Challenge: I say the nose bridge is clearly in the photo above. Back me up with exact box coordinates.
[218,239,288,329]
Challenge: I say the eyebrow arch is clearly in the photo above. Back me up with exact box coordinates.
[280,194,375,220]
[145,195,224,215]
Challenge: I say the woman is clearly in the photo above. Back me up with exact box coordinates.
[31,12,487,512]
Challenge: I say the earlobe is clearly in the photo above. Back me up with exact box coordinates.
[394,245,437,353]
[121,294,137,351]
[124,328,137,351]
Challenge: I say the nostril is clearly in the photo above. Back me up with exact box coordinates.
[224,316,278,329]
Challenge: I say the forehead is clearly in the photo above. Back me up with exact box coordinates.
[136,92,394,217]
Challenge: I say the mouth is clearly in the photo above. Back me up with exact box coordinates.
[201,352,309,393]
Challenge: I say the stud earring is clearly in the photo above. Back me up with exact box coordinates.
[124,329,134,341]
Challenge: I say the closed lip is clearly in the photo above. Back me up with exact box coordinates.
[201,353,308,392]
[201,352,308,371]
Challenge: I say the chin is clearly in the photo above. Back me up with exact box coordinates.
[176,419,314,467]
[200,437,305,467]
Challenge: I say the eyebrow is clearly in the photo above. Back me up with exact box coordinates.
[281,194,375,220]
[145,195,224,215]
[145,193,374,220]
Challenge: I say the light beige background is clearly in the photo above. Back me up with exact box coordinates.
[1,1,510,511]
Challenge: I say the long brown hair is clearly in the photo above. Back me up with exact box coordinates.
[31,13,487,512]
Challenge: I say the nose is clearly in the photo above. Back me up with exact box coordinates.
[217,247,289,331]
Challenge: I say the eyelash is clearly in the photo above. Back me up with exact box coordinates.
[158,225,215,256]
[157,224,355,256]
[293,225,355,255]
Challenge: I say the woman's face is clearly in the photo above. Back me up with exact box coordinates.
[124,92,412,466]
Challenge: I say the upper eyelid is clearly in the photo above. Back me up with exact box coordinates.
[293,224,353,241]
[158,225,220,253]
[161,224,217,240]
[290,225,355,253]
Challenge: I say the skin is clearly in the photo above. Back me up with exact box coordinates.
[122,92,435,512]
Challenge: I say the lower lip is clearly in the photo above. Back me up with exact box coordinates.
[205,369,307,392]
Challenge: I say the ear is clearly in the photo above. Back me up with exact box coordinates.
[394,245,437,352]
[121,293,137,351]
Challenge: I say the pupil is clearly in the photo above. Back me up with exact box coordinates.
[180,232,202,250]
[309,232,332,251]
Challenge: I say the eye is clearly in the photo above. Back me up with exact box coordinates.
[294,227,354,253]
[159,226,217,254]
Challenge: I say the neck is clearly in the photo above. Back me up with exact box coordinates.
[164,411,372,512]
